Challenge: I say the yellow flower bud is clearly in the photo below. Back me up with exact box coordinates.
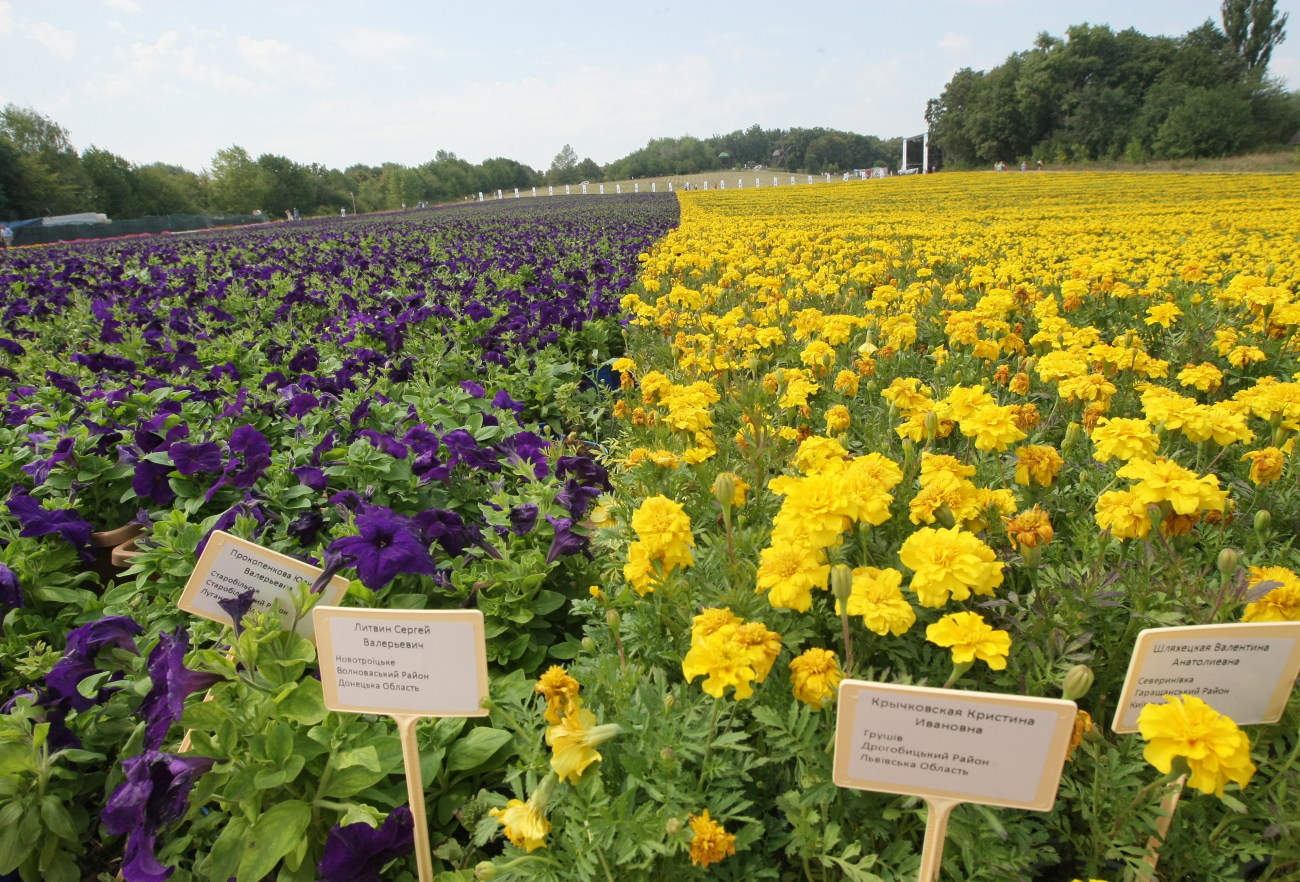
[1060,664,1095,701]
[830,564,854,606]
[1062,421,1082,452]
[712,472,736,509]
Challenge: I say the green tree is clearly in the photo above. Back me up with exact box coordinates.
[256,153,313,216]
[81,147,138,218]
[547,144,581,185]
[209,146,267,213]
[1222,0,1288,72]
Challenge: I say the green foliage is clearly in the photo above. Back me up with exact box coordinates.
[927,16,1300,166]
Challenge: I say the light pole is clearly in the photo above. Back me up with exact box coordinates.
[350,191,357,215]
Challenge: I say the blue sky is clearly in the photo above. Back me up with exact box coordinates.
[2,0,1296,173]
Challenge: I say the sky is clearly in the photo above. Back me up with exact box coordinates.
[2,0,1298,174]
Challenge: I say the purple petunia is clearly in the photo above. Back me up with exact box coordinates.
[508,503,539,535]
[544,515,591,565]
[326,507,436,591]
[216,588,257,635]
[168,441,223,476]
[44,615,144,711]
[6,490,95,562]
[317,806,414,882]
[135,629,225,750]
[102,750,216,882]
[0,563,22,609]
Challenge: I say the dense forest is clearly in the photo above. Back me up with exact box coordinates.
[927,0,1298,165]
[2,1,1297,221]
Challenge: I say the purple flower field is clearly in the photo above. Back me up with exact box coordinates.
[0,194,676,882]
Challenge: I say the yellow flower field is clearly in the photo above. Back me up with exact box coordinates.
[579,171,1300,880]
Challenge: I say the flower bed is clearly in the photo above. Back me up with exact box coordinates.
[4,174,1300,881]
[0,195,677,881]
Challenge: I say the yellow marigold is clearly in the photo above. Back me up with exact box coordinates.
[687,810,736,868]
[1094,488,1153,540]
[682,610,781,700]
[789,647,844,710]
[612,399,631,419]
[841,566,915,636]
[1011,403,1041,431]
[824,404,852,434]
[535,666,581,725]
[623,542,656,596]
[941,384,995,421]
[1242,566,1300,622]
[1178,362,1223,393]
[794,435,850,475]
[490,775,555,853]
[1240,445,1282,485]
[1005,506,1054,550]
[1138,695,1255,797]
[959,404,1028,452]
[1009,371,1031,395]
[630,494,695,567]
[1057,373,1117,404]
[920,453,976,481]
[755,542,831,612]
[899,527,1004,607]
[1118,458,1227,516]
[838,453,903,526]
[909,470,981,527]
[769,473,853,548]
[1067,710,1094,760]
[1227,345,1267,368]
[881,377,933,413]
[545,708,621,784]
[1090,417,1159,463]
[1144,302,1183,328]
[925,610,1012,671]
[833,369,860,396]
[1014,445,1064,487]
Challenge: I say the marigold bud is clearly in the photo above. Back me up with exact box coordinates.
[830,564,854,606]
[475,862,497,881]
[924,410,940,440]
[665,816,682,836]
[1254,509,1271,535]
[581,636,596,653]
[1060,664,1095,701]
[935,504,957,529]
[712,472,736,510]
[1062,421,1082,452]
[1217,548,1241,577]
[606,609,621,629]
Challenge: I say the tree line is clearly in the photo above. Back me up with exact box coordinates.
[926,0,1298,166]
[0,108,906,224]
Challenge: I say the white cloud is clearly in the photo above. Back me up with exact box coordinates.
[104,0,141,12]
[939,32,971,53]
[89,29,265,99]
[339,27,427,65]
[24,20,76,60]
[236,35,333,87]
[0,2,12,37]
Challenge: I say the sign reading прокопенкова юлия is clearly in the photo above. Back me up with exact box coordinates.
[179,531,348,640]
[833,680,1077,810]
[1111,621,1300,733]
[312,607,489,717]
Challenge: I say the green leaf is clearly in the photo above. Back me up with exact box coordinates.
[237,799,312,882]
[206,816,249,882]
[274,678,327,726]
[332,745,380,772]
[446,727,512,772]
[39,796,77,841]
